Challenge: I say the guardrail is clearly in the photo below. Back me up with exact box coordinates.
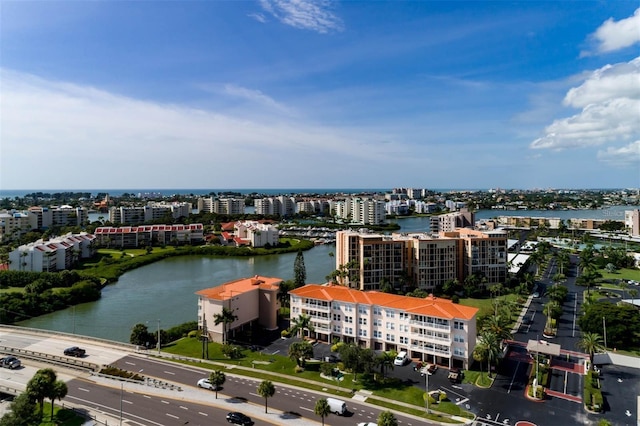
[0,324,138,352]
[0,345,100,372]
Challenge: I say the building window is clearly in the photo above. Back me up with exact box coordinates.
[386,322,395,330]
[358,306,368,314]
[373,330,382,338]
[346,316,353,323]
[399,312,409,320]
[385,310,395,318]
[454,321,464,330]
[345,304,353,312]
[373,307,382,316]
[333,302,341,310]
[454,335,465,343]
[454,348,465,356]
[358,329,367,337]
[386,334,395,342]
[333,325,341,333]
[374,319,382,327]
[399,336,408,344]
[358,317,367,325]
[333,314,341,321]
[345,327,353,335]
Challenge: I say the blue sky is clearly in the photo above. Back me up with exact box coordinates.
[1,1,639,190]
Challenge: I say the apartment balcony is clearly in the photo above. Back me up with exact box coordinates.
[302,303,330,311]
[410,320,450,330]
[410,344,451,357]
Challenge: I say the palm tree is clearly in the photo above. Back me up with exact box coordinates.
[257,380,275,413]
[288,341,314,367]
[26,368,57,417]
[291,313,315,339]
[213,307,237,344]
[482,315,512,342]
[314,398,330,426]
[378,410,399,426]
[376,351,396,379]
[577,332,605,371]
[475,331,501,378]
[48,380,68,420]
[556,250,570,275]
[209,370,226,399]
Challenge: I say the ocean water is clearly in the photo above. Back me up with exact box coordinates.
[0,188,398,199]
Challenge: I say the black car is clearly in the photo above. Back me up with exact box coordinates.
[226,412,253,425]
[64,346,86,357]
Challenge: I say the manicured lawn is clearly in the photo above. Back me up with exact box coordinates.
[463,369,493,387]
[40,404,85,426]
[598,268,640,282]
[459,293,522,318]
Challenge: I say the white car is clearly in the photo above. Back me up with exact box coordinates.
[357,423,378,426]
[197,378,219,390]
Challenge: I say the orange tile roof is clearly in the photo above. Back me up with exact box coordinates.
[289,284,478,320]
[196,275,282,301]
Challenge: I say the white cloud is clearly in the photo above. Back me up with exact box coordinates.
[223,83,291,114]
[258,0,343,33]
[248,13,267,23]
[564,57,640,107]
[0,69,411,189]
[584,7,640,55]
[597,141,640,166]
[530,58,640,152]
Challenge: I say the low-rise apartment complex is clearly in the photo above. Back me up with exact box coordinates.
[290,284,478,369]
[94,224,204,248]
[8,232,96,272]
[196,275,282,343]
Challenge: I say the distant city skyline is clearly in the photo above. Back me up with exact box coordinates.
[2,1,639,190]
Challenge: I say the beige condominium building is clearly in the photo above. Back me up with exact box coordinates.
[335,228,507,292]
[290,284,478,369]
[196,275,282,343]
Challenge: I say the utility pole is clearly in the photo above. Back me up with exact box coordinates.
[157,319,161,355]
[602,317,607,350]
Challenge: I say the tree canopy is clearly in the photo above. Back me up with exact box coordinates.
[578,302,640,350]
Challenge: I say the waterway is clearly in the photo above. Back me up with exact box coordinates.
[19,206,633,343]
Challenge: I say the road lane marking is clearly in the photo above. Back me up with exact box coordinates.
[123,400,133,405]
[161,400,170,404]
[507,362,520,394]
[166,413,179,419]
[78,387,90,392]
[198,412,208,416]
[163,371,175,375]
[125,361,136,365]
[180,405,188,410]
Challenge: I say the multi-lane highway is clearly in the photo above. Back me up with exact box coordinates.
[0,326,430,426]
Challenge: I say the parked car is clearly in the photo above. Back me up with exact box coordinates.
[420,363,437,376]
[326,397,347,415]
[0,356,21,369]
[63,346,86,357]
[448,367,463,383]
[324,354,339,363]
[394,351,409,366]
[197,378,219,390]
[357,423,378,426]
[226,412,253,425]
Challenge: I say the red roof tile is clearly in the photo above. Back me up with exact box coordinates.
[289,284,478,320]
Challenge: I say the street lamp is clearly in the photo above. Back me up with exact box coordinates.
[424,363,430,414]
[156,319,161,354]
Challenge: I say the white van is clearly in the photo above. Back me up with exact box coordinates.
[326,397,347,415]
[394,351,409,366]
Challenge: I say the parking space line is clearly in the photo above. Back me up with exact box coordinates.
[507,361,520,394]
